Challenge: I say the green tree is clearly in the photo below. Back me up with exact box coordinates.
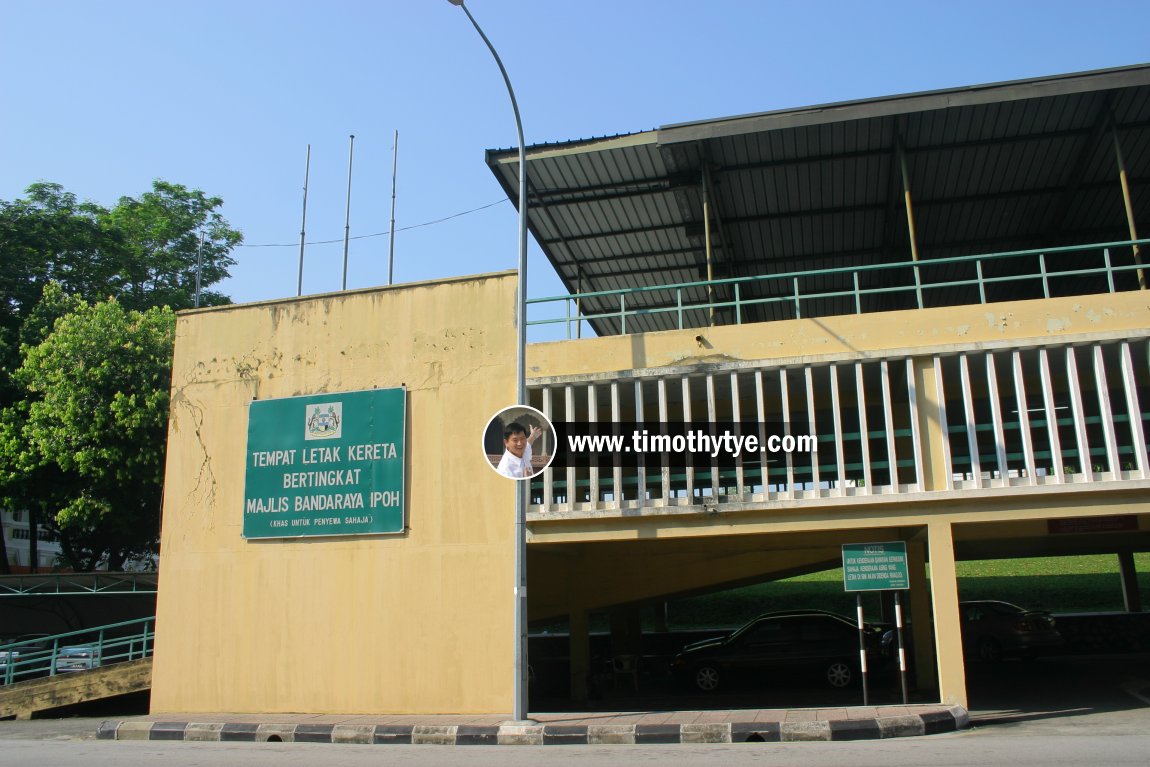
[0,180,242,571]
[104,180,241,311]
[0,284,87,572]
[0,182,126,329]
[6,299,176,570]
[0,179,239,334]
[0,183,126,411]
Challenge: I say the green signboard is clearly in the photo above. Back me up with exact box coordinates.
[243,388,406,539]
[842,542,909,591]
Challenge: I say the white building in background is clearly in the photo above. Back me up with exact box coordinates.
[1,509,63,572]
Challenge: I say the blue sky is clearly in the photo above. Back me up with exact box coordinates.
[3,1,1148,317]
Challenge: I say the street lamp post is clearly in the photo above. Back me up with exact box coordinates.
[447,0,531,723]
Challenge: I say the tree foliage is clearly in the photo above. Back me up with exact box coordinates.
[0,180,238,321]
[104,180,241,310]
[4,300,175,569]
[0,180,242,571]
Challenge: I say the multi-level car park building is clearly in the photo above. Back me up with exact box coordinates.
[150,65,1149,715]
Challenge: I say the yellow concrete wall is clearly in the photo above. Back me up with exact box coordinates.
[151,272,518,714]
[528,291,1150,378]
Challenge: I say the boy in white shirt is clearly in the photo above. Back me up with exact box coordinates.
[496,421,542,479]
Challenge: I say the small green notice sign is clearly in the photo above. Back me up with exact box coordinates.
[842,542,909,591]
[242,388,406,539]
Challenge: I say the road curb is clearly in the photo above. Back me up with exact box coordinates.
[96,706,969,744]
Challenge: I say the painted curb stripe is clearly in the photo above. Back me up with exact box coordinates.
[635,724,681,744]
[586,724,635,745]
[184,723,224,742]
[372,725,413,744]
[112,722,153,741]
[680,723,731,744]
[780,720,832,741]
[731,721,782,742]
[829,719,883,741]
[920,709,959,735]
[293,724,334,743]
[101,708,969,745]
[255,724,297,743]
[877,715,925,738]
[219,723,260,742]
[331,725,375,744]
[542,725,589,745]
[455,725,500,745]
[149,722,189,741]
[411,724,456,745]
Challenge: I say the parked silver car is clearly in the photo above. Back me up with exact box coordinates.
[1,634,53,682]
[0,650,17,682]
[54,645,101,673]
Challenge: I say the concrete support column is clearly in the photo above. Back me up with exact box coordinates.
[569,608,590,702]
[914,357,951,492]
[907,539,937,694]
[609,607,643,656]
[927,521,967,707]
[654,601,670,633]
[1118,552,1143,613]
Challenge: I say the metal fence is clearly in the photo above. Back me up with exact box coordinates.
[528,239,1150,339]
[0,617,154,685]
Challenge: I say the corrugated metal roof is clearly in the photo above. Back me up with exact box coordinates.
[487,64,1150,335]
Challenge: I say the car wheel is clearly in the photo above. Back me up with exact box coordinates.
[976,637,1002,662]
[692,664,722,692]
[826,660,853,688]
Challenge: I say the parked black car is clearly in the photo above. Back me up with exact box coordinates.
[880,600,1065,664]
[671,610,885,692]
[960,600,1063,661]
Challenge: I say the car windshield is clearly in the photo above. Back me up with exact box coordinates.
[60,648,93,657]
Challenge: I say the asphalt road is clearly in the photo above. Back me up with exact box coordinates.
[1,729,1149,767]
[0,653,1147,766]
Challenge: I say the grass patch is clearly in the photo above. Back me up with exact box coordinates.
[661,553,1150,629]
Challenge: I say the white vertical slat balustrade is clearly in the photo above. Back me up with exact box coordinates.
[1120,343,1149,477]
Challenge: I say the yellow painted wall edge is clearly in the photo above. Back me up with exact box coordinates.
[151,272,518,715]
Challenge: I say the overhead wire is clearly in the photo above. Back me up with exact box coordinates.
[241,198,509,248]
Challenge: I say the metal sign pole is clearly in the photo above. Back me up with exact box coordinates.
[856,593,869,707]
[895,590,909,704]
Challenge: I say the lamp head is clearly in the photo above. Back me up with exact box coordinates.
[447,0,465,5]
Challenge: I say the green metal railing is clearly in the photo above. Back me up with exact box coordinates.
[0,617,154,685]
[0,572,158,597]
[528,239,1150,339]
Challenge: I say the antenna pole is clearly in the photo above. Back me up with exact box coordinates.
[342,134,355,290]
[388,130,399,285]
[298,144,311,297]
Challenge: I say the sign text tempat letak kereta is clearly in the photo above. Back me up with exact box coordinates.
[242,388,406,538]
